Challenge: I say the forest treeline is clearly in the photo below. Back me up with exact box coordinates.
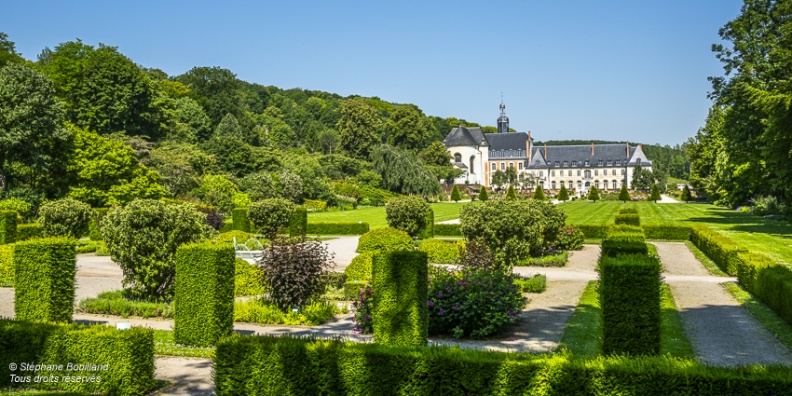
[0,32,689,216]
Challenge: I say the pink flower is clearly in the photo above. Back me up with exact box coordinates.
[427,301,435,308]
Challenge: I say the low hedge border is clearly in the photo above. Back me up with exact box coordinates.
[232,207,250,232]
[737,252,792,326]
[574,224,692,241]
[417,208,434,239]
[0,243,13,286]
[214,335,792,396]
[614,213,641,226]
[0,319,155,395]
[433,223,461,237]
[690,227,746,275]
[15,223,43,241]
[0,210,16,244]
[14,237,76,322]
[288,207,307,237]
[306,222,370,235]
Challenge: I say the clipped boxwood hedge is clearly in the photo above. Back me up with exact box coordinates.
[600,253,661,356]
[690,227,746,275]
[0,209,16,244]
[417,239,461,264]
[307,222,370,235]
[14,237,76,322]
[0,243,13,286]
[15,223,43,241]
[643,225,693,241]
[214,335,792,396]
[356,227,413,253]
[737,252,792,326]
[343,252,373,299]
[174,242,235,346]
[0,319,155,395]
[417,208,434,239]
[433,223,461,237]
[288,206,307,237]
[235,258,266,297]
[575,224,608,239]
[614,213,641,226]
[232,207,251,232]
[601,227,648,257]
[372,251,429,346]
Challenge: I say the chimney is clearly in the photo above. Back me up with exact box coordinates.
[526,131,532,162]
[638,143,643,150]
[544,144,547,159]
[626,141,630,157]
[591,143,594,156]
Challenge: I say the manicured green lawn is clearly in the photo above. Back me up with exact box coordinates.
[561,201,792,267]
[308,201,475,229]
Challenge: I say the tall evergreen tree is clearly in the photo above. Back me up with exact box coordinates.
[533,185,546,201]
[648,184,661,203]
[557,185,569,202]
[506,185,516,200]
[479,186,488,201]
[618,184,630,202]
[681,185,692,202]
[450,184,462,202]
[588,186,600,202]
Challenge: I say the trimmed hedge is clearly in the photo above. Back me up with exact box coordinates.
[643,225,693,241]
[601,227,648,257]
[232,207,251,232]
[737,252,792,326]
[0,209,16,244]
[618,207,639,215]
[0,319,155,395]
[372,251,428,346]
[235,258,266,297]
[14,237,76,322]
[417,239,461,264]
[220,219,234,232]
[356,227,413,253]
[0,243,13,286]
[288,206,308,237]
[417,208,434,239]
[306,222,370,235]
[15,223,43,241]
[575,224,608,239]
[600,253,661,356]
[214,335,792,396]
[174,242,236,346]
[77,290,173,318]
[343,252,373,299]
[89,207,110,240]
[614,213,641,226]
[433,223,461,237]
[690,227,747,275]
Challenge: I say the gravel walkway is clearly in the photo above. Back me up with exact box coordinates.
[153,357,213,396]
[323,236,360,272]
[653,242,792,367]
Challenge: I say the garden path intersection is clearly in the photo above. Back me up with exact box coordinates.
[2,239,791,394]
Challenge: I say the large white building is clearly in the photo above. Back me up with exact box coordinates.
[443,103,652,193]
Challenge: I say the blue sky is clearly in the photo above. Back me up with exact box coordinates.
[1,1,743,146]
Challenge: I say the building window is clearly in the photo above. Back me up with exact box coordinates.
[509,162,514,170]
[555,161,560,167]
[612,180,618,190]
[491,163,496,171]
[551,171,555,177]
[577,181,582,190]
[568,170,572,176]
[539,171,544,177]
[536,160,540,166]
[518,163,523,170]
[470,156,475,174]
[572,160,577,166]
[622,169,626,175]
[568,181,573,190]
[623,160,627,166]
[585,170,591,178]
[594,170,598,176]
[577,170,581,176]
[563,161,568,167]
[603,169,608,176]
[595,180,600,189]
[585,160,589,166]
[598,160,603,166]
[551,181,556,190]
[454,153,461,162]
[501,162,505,170]
[607,160,612,166]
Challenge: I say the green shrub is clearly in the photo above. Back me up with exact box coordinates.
[259,238,333,310]
[288,206,307,237]
[89,208,110,241]
[102,199,212,301]
[385,196,431,237]
[618,207,639,215]
[433,223,461,236]
[174,243,235,346]
[648,184,661,202]
[575,224,608,239]
[478,186,488,201]
[234,299,338,326]
[601,226,648,257]
[417,239,461,264]
[0,243,13,286]
[77,290,173,318]
[417,207,434,239]
[556,225,585,250]
[0,210,16,244]
[248,198,296,237]
[232,207,250,232]
[220,219,234,232]
[0,198,32,221]
[37,198,92,238]
[643,225,692,241]
[306,222,370,235]
[618,184,631,202]
[737,252,792,326]
[356,227,413,253]
[15,223,42,241]
[14,237,76,322]
[75,239,102,254]
[557,185,570,201]
[344,252,373,299]
[214,230,255,247]
[235,258,266,297]
[600,253,661,356]
[690,227,746,275]
[450,185,462,202]
[372,251,429,346]
[0,319,155,395]
[587,186,600,202]
[533,185,546,200]
[213,336,792,396]
[514,274,547,293]
[506,185,517,200]
[614,213,641,226]
[518,251,569,267]
[303,199,328,211]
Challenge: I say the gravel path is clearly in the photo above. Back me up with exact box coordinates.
[323,236,360,272]
[153,357,214,396]
[653,242,792,367]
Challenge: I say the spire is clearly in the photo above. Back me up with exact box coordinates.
[497,96,509,133]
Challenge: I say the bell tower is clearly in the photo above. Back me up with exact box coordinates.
[497,99,509,133]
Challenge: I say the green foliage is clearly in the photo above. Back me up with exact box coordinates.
[643,225,693,240]
[247,198,295,238]
[600,253,661,356]
[344,252,373,299]
[258,238,333,310]
[433,223,461,236]
[0,243,13,286]
[385,196,430,237]
[478,186,488,201]
[372,251,429,346]
[557,184,570,201]
[689,227,746,275]
[303,199,327,211]
[514,274,547,293]
[737,252,792,327]
[231,207,250,232]
[0,198,32,221]
[450,184,462,202]
[587,185,600,202]
[417,207,434,239]
[234,299,338,326]
[532,185,545,200]
[371,144,441,196]
[0,210,16,244]
[555,225,585,250]
[505,185,517,200]
[417,239,462,264]
[0,319,155,395]
[14,237,76,322]
[618,207,639,214]
[648,184,662,202]
[306,222,370,235]
[601,226,648,257]
[192,174,246,214]
[518,251,569,267]
[88,208,109,240]
[336,97,381,159]
[174,243,235,346]
[213,335,792,396]
[614,213,641,227]
[356,227,413,253]
[77,289,173,318]
[102,199,212,301]
[681,185,692,202]
[618,184,631,202]
[575,224,609,239]
[235,258,266,297]
[37,198,92,238]
[288,206,308,237]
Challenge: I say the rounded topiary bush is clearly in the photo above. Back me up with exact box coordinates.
[385,196,431,237]
[417,239,462,264]
[556,225,585,250]
[247,198,295,237]
[356,227,413,253]
[38,198,93,238]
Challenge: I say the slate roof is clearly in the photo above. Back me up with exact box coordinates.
[528,144,652,169]
[485,132,528,151]
[443,126,487,147]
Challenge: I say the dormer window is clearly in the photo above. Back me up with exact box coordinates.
[535,160,541,166]
[584,160,589,166]
[607,160,612,166]
[454,153,461,162]
[563,161,568,167]
[572,161,577,166]
[598,160,603,166]
[555,161,560,167]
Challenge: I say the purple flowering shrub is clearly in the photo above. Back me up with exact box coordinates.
[555,225,584,250]
[352,283,374,334]
[427,267,526,339]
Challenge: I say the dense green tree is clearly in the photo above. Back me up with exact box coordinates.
[337,98,381,159]
[479,186,489,201]
[420,141,462,184]
[192,174,249,213]
[167,97,212,142]
[0,33,24,67]
[145,143,215,197]
[176,66,243,126]
[648,184,661,203]
[557,185,569,202]
[451,184,462,202]
[0,63,70,192]
[38,198,92,238]
[618,184,630,202]
[631,164,655,191]
[384,105,432,151]
[505,185,517,200]
[681,185,692,202]
[247,198,295,238]
[201,136,256,177]
[239,171,279,201]
[587,186,600,202]
[385,196,431,237]
[371,144,441,196]
[317,128,340,154]
[491,170,507,191]
[505,166,518,185]
[533,185,546,201]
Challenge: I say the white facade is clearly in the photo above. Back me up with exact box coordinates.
[448,144,489,185]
